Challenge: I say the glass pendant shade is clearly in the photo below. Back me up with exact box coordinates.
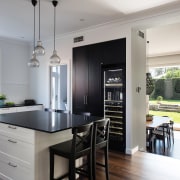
[28,51,40,67]
[35,0,45,56]
[50,50,61,66]
[34,40,45,55]
[28,0,39,68]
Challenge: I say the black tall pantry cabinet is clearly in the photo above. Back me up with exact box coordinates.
[73,38,126,152]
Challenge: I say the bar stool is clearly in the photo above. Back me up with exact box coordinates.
[93,118,110,180]
[49,122,94,180]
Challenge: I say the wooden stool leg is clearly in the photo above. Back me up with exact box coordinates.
[50,151,54,180]
[93,148,96,180]
[104,147,109,180]
[69,159,76,180]
[90,153,93,180]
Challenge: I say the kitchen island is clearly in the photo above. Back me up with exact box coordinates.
[0,111,104,180]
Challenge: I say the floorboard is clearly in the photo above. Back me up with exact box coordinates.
[80,131,180,180]
[95,150,180,180]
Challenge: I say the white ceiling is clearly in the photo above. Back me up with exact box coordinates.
[0,0,179,42]
[147,23,180,57]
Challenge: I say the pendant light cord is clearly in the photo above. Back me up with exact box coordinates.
[52,0,58,51]
[38,0,41,41]
[34,4,36,50]
[54,4,56,51]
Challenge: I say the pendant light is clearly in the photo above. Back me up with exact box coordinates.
[50,0,61,66]
[28,0,40,68]
[34,0,45,56]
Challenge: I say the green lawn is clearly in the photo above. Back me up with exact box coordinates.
[149,110,180,123]
[149,100,180,105]
[149,100,180,123]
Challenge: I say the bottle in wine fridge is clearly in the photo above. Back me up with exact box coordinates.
[104,66,126,152]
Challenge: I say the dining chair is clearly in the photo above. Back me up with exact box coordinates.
[146,128,155,152]
[157,116,174,147]
[169,120,174,144]
[163,120,174,146]
[152,125,168,153]
[49,122,94,180]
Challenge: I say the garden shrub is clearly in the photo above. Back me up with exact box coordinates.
[156,96,163,101]
[151,79,165,99]
[175,79,180,93]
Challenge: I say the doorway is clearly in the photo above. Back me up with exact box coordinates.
[146,23,180,158]
[50,65,67,110]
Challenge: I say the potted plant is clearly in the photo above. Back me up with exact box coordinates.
[146,114,153,121]
[0,94,6,107]
[5,102,15,107]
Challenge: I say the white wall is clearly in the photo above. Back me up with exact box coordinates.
[0,38,30,104]
[0,48,2,92]
[131,29,146,152]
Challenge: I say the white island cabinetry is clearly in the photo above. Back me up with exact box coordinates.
[0,123,71,180]
[0,123,35,180]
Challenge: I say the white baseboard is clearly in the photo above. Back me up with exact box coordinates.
[126,146,139,155]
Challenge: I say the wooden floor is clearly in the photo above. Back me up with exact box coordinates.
[80,131,180,180]
[151,131,180,160]
[94,150,180,180]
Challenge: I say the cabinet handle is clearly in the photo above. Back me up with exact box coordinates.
[8,139,17,144]
[86,95,88,105]
[8,162,17,168]
[8,125,17,129]
[84,96,86,105]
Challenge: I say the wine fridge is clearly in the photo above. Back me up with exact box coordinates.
[104,66,126,152]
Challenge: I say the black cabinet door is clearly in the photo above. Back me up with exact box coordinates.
[73,46,88,114]
[88,45,104,116]
[102,38,126,65]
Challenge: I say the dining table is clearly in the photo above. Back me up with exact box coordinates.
[146,115,172,129]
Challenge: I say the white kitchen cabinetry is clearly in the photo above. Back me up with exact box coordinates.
[0,107,17,114]
[0,123,35,180]
[0,123,72,180]
[0,105,43,114]
[16,105,43,112]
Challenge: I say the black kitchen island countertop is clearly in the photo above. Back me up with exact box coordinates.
[0,110,104,133]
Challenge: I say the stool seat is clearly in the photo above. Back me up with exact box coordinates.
[50,139,92,159]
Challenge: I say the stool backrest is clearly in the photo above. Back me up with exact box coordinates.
[71,123,93,157]
[93,118,110,148]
